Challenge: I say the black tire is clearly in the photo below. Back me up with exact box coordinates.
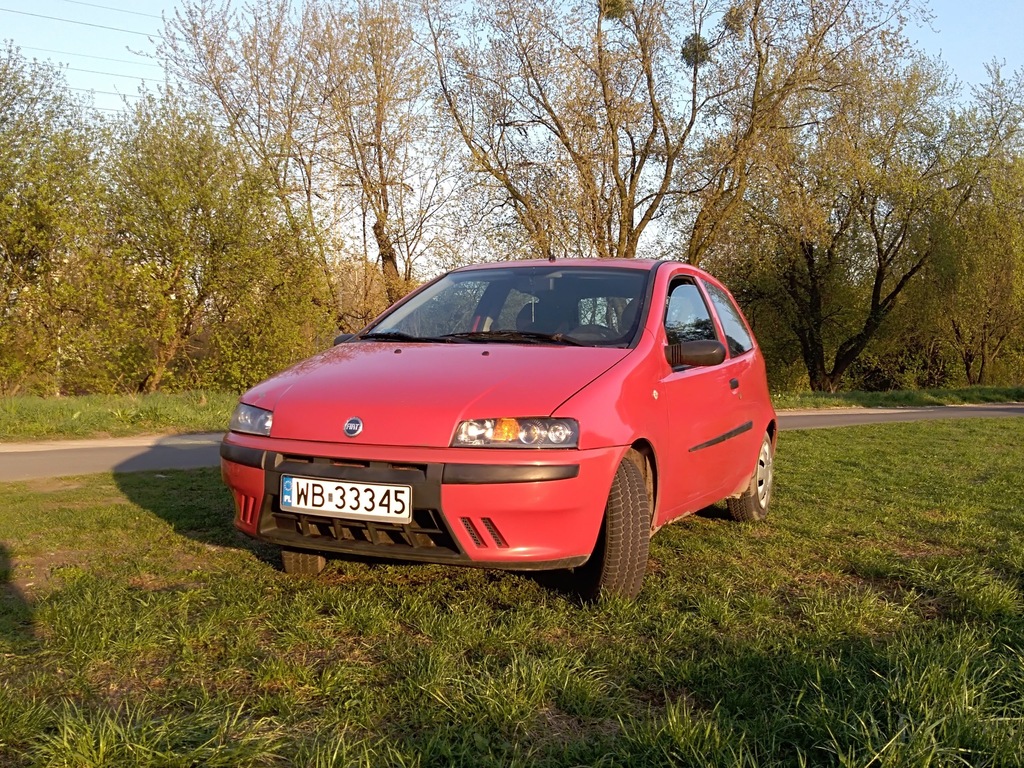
[281,547,326,576]
[574,453,652,600]
[727,432,774,522]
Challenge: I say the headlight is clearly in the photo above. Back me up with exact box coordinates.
[452,418,578,448]
[230,403,273,436]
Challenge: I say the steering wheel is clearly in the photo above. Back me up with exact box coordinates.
[568,324,616,341]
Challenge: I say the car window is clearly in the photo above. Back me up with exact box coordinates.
[664,280,717,346]
[386,279,490,337]
[703,281,753,356]
[372,265,649,346]
[491,275,644,338]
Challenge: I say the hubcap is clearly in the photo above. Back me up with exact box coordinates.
[755,440,773,508]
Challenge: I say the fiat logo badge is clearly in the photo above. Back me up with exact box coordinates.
[343,417,363,438]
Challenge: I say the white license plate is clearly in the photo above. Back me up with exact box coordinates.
[280,475,412,523]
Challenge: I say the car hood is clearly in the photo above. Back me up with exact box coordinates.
[243,342,631,447]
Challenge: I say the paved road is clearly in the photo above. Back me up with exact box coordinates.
[1,403,1022,481]
[0,433,223,482]
[777,402,1024,430]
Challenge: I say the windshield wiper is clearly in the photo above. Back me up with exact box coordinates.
[441,330,584,346]
[360,331,459,343]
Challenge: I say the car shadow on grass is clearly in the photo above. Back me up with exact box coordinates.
[111,438,282,567]
[109,438,449,578]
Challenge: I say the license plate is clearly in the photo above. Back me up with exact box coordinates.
[280,475,412,523]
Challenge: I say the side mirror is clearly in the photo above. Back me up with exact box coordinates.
[665,339,726,368]
[333,333,355,346]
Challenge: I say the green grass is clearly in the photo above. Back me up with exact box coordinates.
[0,392,238,441]
[3,419,1024,766]
[772,385,1024,410]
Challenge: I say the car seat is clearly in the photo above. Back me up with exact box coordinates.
[516,300,570,335]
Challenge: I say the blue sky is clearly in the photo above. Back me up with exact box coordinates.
[917,0,1024,90]
[1,0,1022,114]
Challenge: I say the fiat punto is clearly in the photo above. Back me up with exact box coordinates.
[220,259,776,598]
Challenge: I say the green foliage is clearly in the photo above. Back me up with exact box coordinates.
[0,51,336,396]
[600,0,632,21]
[932,149,1024,385]
[771,384,1024,409]
[0,45,104,396]
[102,90,335,393]
[680,33,712,68]
[715,53,1024,393]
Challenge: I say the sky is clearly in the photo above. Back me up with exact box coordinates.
[1,0,1023,114]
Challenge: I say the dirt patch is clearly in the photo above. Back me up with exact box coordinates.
[20,478,86,493]
[84,656,175,708]
[5,549,90,596]
[888,538,962,559]
[59,498,130,511]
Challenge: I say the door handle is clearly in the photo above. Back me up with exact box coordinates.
[729,378,739,390]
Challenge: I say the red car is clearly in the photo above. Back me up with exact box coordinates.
[221,259,776,598]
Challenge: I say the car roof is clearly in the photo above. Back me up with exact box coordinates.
[450,258,702,274]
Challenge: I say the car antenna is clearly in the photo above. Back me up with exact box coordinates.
[548,254,556,263]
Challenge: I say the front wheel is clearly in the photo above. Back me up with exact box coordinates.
[281,547,326,576]
[727,432,774,522]
[574,454,652,600]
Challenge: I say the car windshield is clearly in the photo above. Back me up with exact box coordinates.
[363,265,650,347]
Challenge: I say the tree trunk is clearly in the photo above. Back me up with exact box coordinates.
[373,218,402,304]
[977,348,988,386]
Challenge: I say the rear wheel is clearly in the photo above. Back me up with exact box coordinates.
[727,432,774,522]
[574,453,652,600]
[281,547,326,576]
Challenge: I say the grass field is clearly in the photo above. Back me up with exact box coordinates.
[2,419,1023,766]
[0,392,239,441]
[1,386,1022,442]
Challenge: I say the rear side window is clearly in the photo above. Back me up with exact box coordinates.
[703,281,753,356]
[664,281,717,345]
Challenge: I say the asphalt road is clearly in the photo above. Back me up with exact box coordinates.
[0,433,224,482]
[1,403,1022,482]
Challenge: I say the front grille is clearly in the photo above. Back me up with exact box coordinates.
[268,507,461,558]
[257,451,466,562]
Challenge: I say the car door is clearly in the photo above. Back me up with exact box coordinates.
[700,277,765,473]
[655,276,752,521]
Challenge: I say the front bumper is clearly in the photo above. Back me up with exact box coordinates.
[220,433,624,570]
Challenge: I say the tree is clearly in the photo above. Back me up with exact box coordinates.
[0,44,102,395]
[425,0,922,263]
[162,0,457,318]
[716,49,1024,392]
[310,0,459,303]
[939,150,1024,385]
[162,1,339,294]
[103,89,334,392]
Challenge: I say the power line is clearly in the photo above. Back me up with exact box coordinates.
[0,7,154,37]
[20,45,163,68]
[56,0,163,20]
[65,66,153,81]
[69,86,141,98]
